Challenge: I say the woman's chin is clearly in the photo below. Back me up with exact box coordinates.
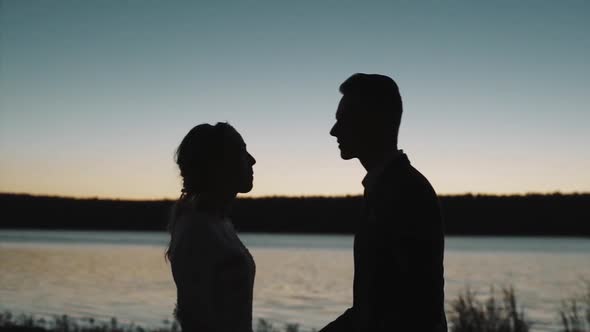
[238,182,254,194]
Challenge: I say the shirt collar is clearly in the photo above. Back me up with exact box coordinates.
[361,149,404,191]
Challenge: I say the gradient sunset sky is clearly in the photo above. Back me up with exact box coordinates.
[1,0,589,199]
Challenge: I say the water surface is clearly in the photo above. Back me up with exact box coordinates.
[1,230,589,331]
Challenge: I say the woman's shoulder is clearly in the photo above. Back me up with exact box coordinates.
[174,210,219,238]
[173,210,238,251]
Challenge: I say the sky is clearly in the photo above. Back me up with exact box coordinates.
[1,0,589,199]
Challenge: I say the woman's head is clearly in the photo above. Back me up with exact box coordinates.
[166,122,255,262]
[175,122,256,197]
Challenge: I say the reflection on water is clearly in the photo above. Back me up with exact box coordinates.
[0,230,589,331]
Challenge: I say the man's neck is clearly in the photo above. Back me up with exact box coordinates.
[359,147,399,172]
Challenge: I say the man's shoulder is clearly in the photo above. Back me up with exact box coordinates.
[372,158,443,234]
[379,157,437,198]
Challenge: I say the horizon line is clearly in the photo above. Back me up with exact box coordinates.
[1,191,589,202]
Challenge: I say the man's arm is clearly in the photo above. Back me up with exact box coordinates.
[318,308,355,332]
[373,183,446,331]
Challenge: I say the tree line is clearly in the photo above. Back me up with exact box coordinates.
[0,193,588,236]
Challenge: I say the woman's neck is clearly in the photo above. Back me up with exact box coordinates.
[193,191,236,217]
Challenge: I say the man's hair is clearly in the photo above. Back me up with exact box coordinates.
[339,73,403,127]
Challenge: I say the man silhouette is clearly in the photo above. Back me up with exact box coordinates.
[321,73,447,332]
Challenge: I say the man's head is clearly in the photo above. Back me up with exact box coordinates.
[330,73,403,161]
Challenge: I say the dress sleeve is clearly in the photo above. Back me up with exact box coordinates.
[210,250,253,332]
[173,220,252,332]
[172,221,221,331]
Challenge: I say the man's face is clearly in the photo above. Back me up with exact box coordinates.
[329,95,371,160]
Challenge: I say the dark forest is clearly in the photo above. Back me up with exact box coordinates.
[0,193,588,236]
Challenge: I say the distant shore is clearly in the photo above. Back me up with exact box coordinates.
[1,193,589,236]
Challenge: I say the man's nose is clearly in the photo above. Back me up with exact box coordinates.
[249,154,256,166]
[329,123,337,137]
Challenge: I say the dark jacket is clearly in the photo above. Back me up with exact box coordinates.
[321,153,447,332]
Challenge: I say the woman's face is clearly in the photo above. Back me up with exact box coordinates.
[234,139,256,193]
[220,132,256,194]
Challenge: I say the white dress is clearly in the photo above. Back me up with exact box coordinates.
[169,209,256,332]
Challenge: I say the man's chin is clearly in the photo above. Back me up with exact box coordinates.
[339,151,355,160]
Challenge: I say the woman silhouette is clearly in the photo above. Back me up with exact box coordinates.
[166,122,256,332]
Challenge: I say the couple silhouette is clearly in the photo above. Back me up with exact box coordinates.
[165,73,447,332]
